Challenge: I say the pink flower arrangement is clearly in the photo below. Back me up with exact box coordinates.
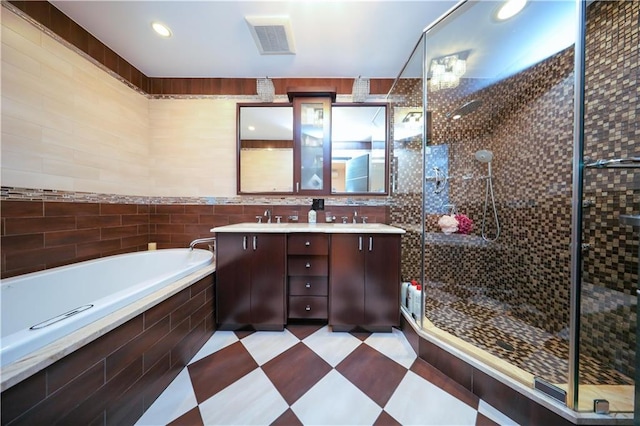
[455,214,474,234]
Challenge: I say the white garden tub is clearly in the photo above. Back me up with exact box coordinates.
[0,249,213,372]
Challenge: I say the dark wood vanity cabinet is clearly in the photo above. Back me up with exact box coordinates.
[329,233,401,331]
[214,224,403,332]
[216,233,286,330]
[287,234,329,319]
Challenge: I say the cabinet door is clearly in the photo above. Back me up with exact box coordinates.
[216,233,251,325]
[249,233,286,327]
[364,234,401,327]
[293,97,331,194]
[329,234,365,326]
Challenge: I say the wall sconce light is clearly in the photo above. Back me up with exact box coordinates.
[352,76,370,103]
[256,77,275,102]
[429,55,466,91]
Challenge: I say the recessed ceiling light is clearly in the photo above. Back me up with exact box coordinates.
[496,0,527,21]
[151,21,172,38]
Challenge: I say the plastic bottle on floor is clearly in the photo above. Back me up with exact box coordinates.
[400,282,411,311]
[408,283,417,319]
[408,279,419,309]
[412,283,422,321]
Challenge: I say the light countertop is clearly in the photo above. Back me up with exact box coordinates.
[210,222,406,234]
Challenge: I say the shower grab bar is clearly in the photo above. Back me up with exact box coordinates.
[30,304,94,330]
[425,173,487,182]
[584,157,640,168]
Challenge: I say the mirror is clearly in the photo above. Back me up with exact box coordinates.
[239,105,293,193]
[331,105,387,194]
[238,103,388,195]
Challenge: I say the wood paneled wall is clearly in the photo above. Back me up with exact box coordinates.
[1,200,390,278]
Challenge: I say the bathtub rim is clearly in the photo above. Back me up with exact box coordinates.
[1,262,215,392]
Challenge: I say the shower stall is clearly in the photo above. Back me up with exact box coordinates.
[388,0,637,421]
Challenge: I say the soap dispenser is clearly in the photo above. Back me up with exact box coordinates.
[308,208,317,224]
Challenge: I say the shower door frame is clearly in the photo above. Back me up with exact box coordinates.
[568,0,586,411]
[417,0,587,412]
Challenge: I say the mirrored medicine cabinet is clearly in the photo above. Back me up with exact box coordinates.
[237,93,389,196]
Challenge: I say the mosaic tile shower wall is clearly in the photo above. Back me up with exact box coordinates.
[388,0,638,384]
[390,47,576,331]
[580,0,639,379]
[444,50,574,331]
[388,78,426,282]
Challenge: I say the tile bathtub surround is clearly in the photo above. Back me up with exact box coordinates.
[0,192,390,278]
[1,200,150,278]
[0,274,214,425]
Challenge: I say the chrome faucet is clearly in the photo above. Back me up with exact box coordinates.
[353,211,358,224]
[189,237,216,251]
[264,209,272,223]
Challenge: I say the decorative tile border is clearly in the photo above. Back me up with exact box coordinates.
[1,186,395,207]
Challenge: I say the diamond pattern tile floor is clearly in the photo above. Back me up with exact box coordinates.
[136,324,519,426]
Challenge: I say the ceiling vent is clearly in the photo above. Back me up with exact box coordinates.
[245,16,296,55]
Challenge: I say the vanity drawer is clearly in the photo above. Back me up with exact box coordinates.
[288,256,328,276]
[288,296,328,319]
[288,234,329,255]
[289,276,328,296]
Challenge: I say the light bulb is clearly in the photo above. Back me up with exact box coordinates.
[496,0,527,21]
[151,22,172,38]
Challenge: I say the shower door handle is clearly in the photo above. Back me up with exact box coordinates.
[585,157,640,168]
[620,215,640,227]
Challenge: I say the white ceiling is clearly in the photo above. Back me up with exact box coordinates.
[50,1,576,81]
[51,0,458,79]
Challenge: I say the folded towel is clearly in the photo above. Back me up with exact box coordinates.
[437,215,459,234]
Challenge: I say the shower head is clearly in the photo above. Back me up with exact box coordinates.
[447,99,483,120]
[475,149,494,163]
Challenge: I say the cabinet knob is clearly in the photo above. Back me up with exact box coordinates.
[305,282,311,288]
[305,305,311,311]
[305,241,310,246]
[305,262,311,268]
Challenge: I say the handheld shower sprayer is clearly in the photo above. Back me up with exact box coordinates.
[474,149,493,163]
[475,149,494,178]
[474,150,500,241]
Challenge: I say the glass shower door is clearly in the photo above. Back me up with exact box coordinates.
[578,0,638,414]
[418,0,578,397]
